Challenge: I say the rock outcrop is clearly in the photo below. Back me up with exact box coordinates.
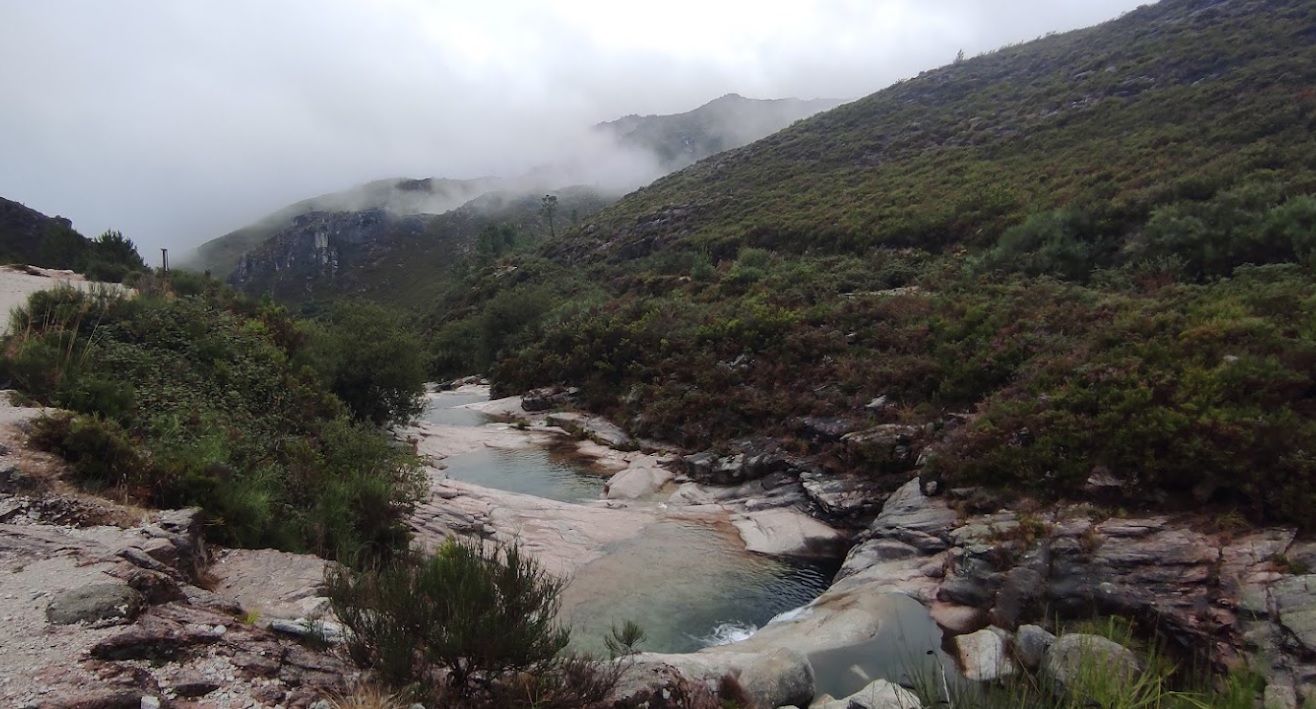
[1042,633,1141,694]
[730,508,846,558]
[812,679,922,709]
[0,508,356,707]
[954,626,1016,682]
[0,393,357,708]
[612,647,814,708]
[45,584,145,626]
[792,474,1316,702]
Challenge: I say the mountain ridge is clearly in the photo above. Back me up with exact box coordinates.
[424,0,1316,532]
[201,93,847,299]
[562,0,1316,263]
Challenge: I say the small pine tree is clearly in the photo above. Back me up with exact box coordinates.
[540,194,559,238]
[326,539,570,698]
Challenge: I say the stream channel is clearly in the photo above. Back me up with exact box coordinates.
[419,387,963,700]
[421,388,836,654]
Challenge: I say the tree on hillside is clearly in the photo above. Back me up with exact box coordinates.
[475,223,518,262]
[540,194,558,239]
[301,302,427,426]
[91,230,146,270]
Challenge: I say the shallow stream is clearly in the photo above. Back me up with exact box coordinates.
[421,389,837,654]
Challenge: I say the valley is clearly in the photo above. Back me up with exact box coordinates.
[2,0,1316,706]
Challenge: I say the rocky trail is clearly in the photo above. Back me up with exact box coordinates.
[0,394,356,708]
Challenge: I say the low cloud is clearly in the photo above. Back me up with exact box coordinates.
[0,0,1145,256]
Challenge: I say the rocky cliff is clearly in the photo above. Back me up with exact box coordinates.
[226,208,433,300]
[227,187,613,306]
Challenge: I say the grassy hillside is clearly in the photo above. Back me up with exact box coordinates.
[561,0,1315,264]
[428,0,1316,528]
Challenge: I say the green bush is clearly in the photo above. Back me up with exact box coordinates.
[300,302,427,426]
[327,538,594,705]
[15,226,146,283]
[928,267,1316,526]
[1261,195,1316,267]
[985,209,1103,281]
[7,284,424,561]
[30,414,141,490]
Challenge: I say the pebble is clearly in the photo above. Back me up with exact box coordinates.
[140,697,161,709]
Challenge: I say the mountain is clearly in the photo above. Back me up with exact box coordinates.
[595,93,847,172]
[193,93,848,289]
[0,197,94,266]
[562,0,1316,263]
[190,177,501,279]
[0,196,145,281]
[430,0,1316,530]
[228,186,613,307]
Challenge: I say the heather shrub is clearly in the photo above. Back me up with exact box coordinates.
[327,538,621,707]
[5,282,424,561]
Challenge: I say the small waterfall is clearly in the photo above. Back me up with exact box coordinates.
[699,621,758,647]
[698,602,815,647]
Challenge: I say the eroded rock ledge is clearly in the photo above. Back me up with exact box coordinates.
[0,508,357,708]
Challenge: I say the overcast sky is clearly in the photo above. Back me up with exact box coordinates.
[0,0,1146,256]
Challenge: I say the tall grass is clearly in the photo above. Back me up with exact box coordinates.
[907,619,1261,709]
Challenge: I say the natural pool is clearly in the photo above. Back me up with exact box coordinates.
[421,388,838,654]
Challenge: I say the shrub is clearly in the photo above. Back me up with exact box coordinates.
[299,302,427,426]
[1261,195,1316,267]
[327,685,409,709]
[985,209,1102,281]
[17,225,146,282]
[1129,185,1316,279]
[30,414,141,490]
[7,286,424,562]
[326,538,583,703]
